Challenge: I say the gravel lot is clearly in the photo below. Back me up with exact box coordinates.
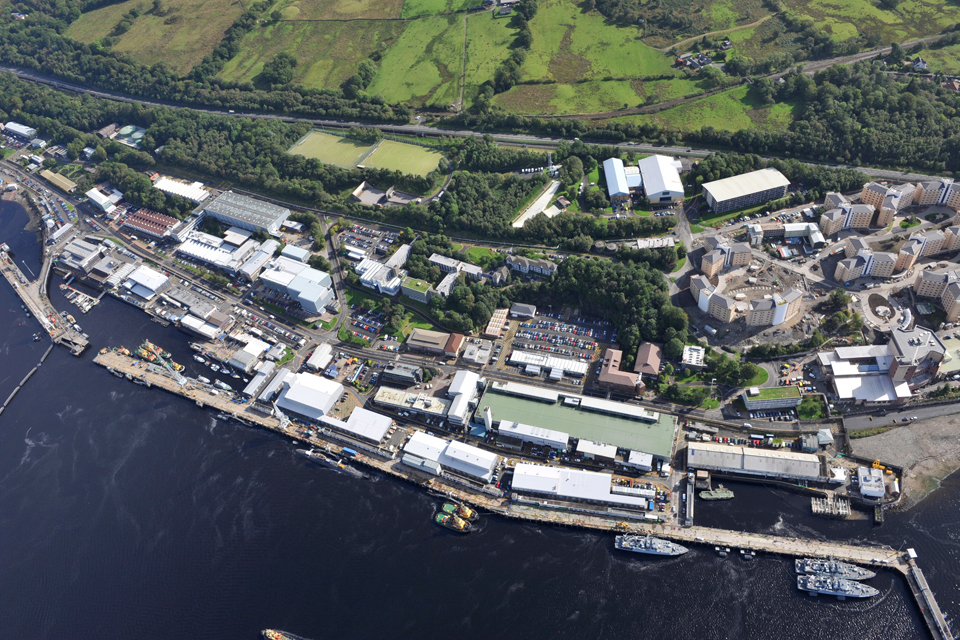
[851,414,960,509]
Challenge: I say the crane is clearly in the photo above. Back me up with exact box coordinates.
[142,339,189,387]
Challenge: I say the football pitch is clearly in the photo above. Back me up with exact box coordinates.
[288,131,373,168]
[359,140,444,177]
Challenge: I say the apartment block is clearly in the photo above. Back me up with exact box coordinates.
[835,256,865,282]
[819,207,846,236]
[914,269,960,299]
[895,239,923,272]
[747,298,776,326]
[860,182,891,209]
[708,293,736,324]
[869,252,897,278]
[942,282,960,322]
[944,225,960,253]
[844,238,871,258]
[700,250,725,278]
[914,179,953,206]
[916,230,945,258]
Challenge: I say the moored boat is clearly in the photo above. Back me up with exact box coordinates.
[442,501,478,521]
[197,376,211,384]
[797,574,879,599]
[699,484,734,500]
[614,534,688,556]
[435,512,472,533]
[795,558,876,581]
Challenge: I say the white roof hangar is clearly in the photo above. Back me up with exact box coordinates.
[603,157,630,197]
[576,439,618,460]
[403,430,448,461]
[122,265,169,301]
[402,431,500,482]
[201,191,290,234]
[152,176,210,203]
[511,463,651,508]
[686,442,821,481]
[497,420,570,450]
[305,343,333,371]
[319,407,393,444]
[702,169,790,210]
[638,154,683,200]
[508,350,589,377]
[275,372,344,421]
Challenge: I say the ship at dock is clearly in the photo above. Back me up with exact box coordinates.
[796,558,876,581]
[797,574,879,599]
[262,630,313,640]
[442,501,478,522]
[296,448,367,479]
[699,485,734,500]
[614,534,688,556]
[435,512,472,533]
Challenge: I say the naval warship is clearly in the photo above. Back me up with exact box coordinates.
[615,534,688,556]
[797,574,880,599]
[796,558,876,581]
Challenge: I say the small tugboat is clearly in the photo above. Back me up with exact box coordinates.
[435,512,472,533]
[442,501,479,522]
[699,484,735,500]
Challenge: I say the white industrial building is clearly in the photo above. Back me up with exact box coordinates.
[511,462,652,509]
[175,229,261,275]
[85,186,124,215]
[638,154,684,206]
[305,343,333,372]
[446,370,481,426]
[237,239,280,281]
[496,420,569,451]
[402,431,500,482]
[508,350,589,377]
[274,372,344,421]
[686,442,822,481]
[356,257,404,296]
[625,450,653,471]
[576,440,617,461]
[857,466,886,498]
[152,176,210,203]
[200,191,290,234]
[121,265,169,301]
[602,158,630,202]
[280,245,311,263]
[319,407,393,444]
[228,337,270,372]
[242,361,276,397]
[5,121,37,139]
[180,314,222,340]
[259,256,334,314]
[702,169,791,214]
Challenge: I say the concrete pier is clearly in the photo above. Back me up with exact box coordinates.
[94,349,954,640]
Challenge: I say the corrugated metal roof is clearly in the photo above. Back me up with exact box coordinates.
[602,158,629,197]
[638,154,683,196]
[702,168,790,204]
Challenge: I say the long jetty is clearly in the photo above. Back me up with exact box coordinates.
[0,249,88,355]
[94,349,952,640]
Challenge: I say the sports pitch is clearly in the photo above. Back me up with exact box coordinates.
[288,131,373,168]
[359,140,444,177]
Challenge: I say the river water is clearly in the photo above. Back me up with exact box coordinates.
[0,200,957,640]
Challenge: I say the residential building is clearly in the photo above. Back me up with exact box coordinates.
[916,230,945,257]
[818,207,847,236]
[707,293,736,324]
[602,158,630,204]
[747,289,802,326]
[506,255,557,276]
[633,342,662,378]
[868,252,897,278]
[823,192,850,209]
[860,182,893,209]
[914,179,953,206]
[701,168,790,213]
[835,256,865,282]
[941,282,960,322]
[943,225,960,252]
[200,191,290,235]
[638,154,684,206]
[597,349,644,394]
[490,265,510,286]
[700,249,725,278]
[914,269,959,299]
[844,237,871,258]
[946,184,960,212]
[689,274,713,305]
[699,236,752,277]
[887,325,946,383]
[895,238,923,272]
[681,345,706,370]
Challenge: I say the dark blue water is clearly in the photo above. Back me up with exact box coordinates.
[0,200,957,640]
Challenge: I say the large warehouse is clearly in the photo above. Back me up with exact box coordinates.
[686,441,822,481]
[274,372,344,421]
[511,462,654,509]
[702,169,791,214]
[638,154,684,206]
[201,191,290,234]
[402,431,500,482]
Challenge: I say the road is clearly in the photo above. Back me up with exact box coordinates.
[0,66,950,185]
[844,403,960,431]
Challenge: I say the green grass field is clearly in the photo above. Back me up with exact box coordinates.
[219,21,405,89]
[67,0,245,74]
[920,43,960,76]
[267,0,406,20]
[783,0,960,43]
[361,140,445,176]
[640,0,767,48]
[401,0,475,18]
[289,131,373,167]
[608,86,798,132]
[367,16,465,107]
[463,12,519,105]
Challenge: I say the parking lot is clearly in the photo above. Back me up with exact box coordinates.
[339,224,400,259]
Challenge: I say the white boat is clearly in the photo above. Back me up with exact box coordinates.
[214,380,232,391]
[193,355,206,363]
[197,376,211,384]
[232,373,240,379]
[210,364,220,372]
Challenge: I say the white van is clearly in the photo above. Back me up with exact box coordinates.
[742,422,752,430]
